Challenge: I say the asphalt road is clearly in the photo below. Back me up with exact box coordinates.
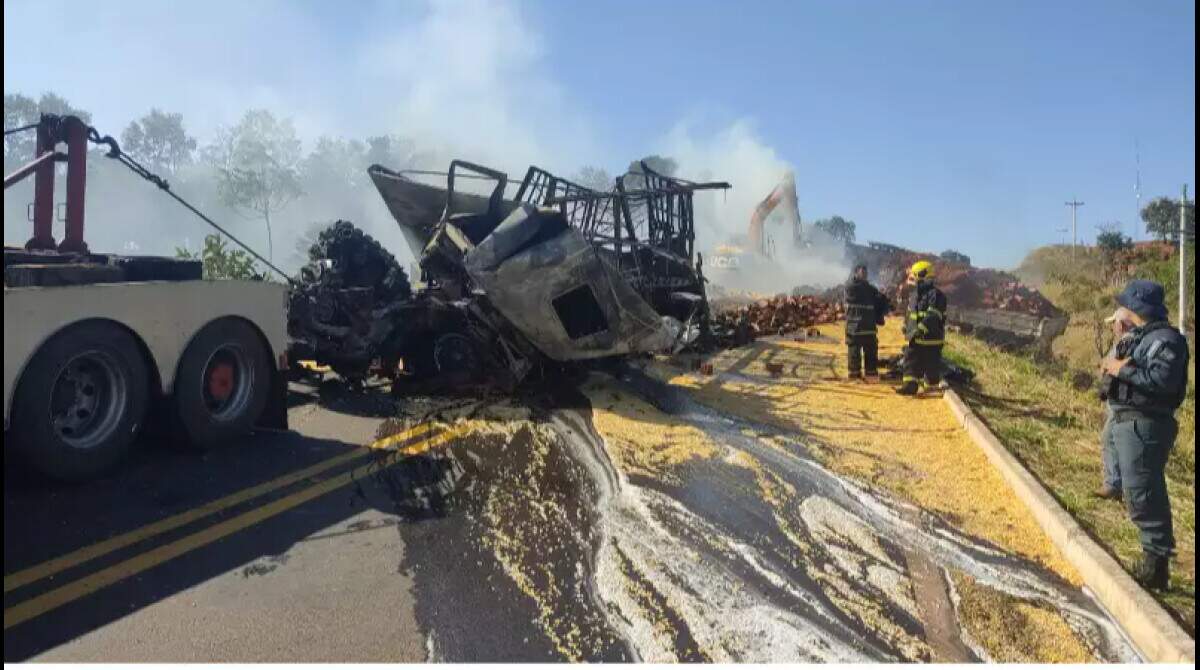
[3,373,1139,662]
[4,382,443,662]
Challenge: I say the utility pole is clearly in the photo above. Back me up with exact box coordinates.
[1180,185,1189,332]
[1065,199,1085,259]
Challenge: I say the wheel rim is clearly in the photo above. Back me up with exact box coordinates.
[49,350,128,450]
[433,333,478,373]
[201,344,255,422]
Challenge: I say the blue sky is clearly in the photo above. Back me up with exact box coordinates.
[4,0,1195,268]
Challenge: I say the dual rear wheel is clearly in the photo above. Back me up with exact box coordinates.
[10,319,270,481]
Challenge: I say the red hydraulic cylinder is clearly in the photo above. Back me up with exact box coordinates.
[58,117,89,254]
[3,151,60,190]
[26,122,57,251]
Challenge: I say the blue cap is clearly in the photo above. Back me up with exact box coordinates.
[1117,280,1169,321]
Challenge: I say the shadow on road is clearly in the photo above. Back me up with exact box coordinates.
[2,386,448,661]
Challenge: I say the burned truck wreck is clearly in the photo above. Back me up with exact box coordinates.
[287,160,730,390]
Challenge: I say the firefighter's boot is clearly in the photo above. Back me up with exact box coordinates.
[1133,553,1170,591]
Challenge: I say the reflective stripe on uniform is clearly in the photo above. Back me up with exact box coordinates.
[913,338,944,346]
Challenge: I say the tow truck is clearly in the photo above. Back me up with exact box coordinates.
[4,115,288,481]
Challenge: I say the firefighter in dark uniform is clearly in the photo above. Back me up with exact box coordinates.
[843,263,889,380]
[1099,280,1190,590]
[897,260,947,396]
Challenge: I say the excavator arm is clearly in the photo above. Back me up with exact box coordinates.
[748,171,800,256]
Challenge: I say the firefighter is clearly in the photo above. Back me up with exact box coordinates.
[897,260,947,396]
[1098,280,1190,590]
[843,263,888,381]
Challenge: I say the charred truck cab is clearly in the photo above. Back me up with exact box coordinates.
[288,160,730,390]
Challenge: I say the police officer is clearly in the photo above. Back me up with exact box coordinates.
[844,263,889,381]
[897,260,947,396]
[1099,280,1190,590]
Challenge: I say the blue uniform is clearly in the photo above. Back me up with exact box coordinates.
[1100,332,1137,492]
[1106,321,1190,558]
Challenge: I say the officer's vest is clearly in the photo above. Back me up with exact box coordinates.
[1110,321,1189,412]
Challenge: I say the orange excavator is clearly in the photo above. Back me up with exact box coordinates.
[747,171,800,257]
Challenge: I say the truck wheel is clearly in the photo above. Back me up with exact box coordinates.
[11,321,150,481]
[174,319,271,449]
[433,332,480,375]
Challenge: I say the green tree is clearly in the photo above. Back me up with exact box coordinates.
[940,249,972,266]
[1095,223,1133,255]
[302,136,368,190]
[572,165,613,192]
[205,109,303,263]
[291,221,330,269]
[1141,196,1196,242]
[120,109,197,175]
[812,215,857,244]
[365,134,427,169]
[175,234,260,280]
[4,91,92,164]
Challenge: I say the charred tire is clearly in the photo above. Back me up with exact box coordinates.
[174,318,271,449]
[433,332,481,375]
[11,321,150,481]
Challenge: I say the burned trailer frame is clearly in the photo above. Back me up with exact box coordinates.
[514,161,729,323]
[293,160,728,390]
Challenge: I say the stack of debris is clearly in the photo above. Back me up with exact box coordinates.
[287,221,413,381]
[939,266,1059,316]
[711,294,844,347]
[706,284,777,312]
[866,252,1060,319]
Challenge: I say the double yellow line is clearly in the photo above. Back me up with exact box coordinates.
[4,422,465,630]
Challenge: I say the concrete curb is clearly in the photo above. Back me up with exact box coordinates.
[942,388,1195,664]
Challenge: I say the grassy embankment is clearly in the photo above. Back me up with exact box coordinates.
[945,243,1196,634]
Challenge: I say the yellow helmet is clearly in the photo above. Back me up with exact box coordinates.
[909,260,935,280]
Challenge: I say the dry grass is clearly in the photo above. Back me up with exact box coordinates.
[944,332,1196,635]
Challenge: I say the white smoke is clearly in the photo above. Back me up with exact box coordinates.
[4,0,845,291]
[360,0,598,176]
[662,120,850,295]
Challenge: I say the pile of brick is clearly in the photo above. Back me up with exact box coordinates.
[877,257,1061,319]
[711,294,845,347]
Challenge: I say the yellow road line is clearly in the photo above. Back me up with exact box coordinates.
[3,422,436,594]
[4,425,466,630]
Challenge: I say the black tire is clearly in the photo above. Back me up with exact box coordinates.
[433,332,481,375]
[174,318,271,449]
[10,321,150,481]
